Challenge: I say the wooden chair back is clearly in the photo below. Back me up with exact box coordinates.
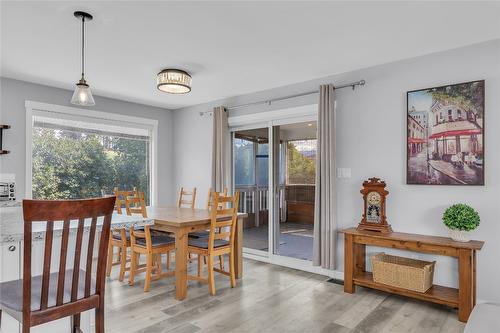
[21,197,116,329]
[208,192,240,251]
[206,187,228,210]
[124,190,148,217]
[129,225,151,248]
[113,187,136,214]
[178,187,197,209]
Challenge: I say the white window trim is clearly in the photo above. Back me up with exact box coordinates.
[25,100,159,205]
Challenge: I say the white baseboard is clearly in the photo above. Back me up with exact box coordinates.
[243,252,344,280]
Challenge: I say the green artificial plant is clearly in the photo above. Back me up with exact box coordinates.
[442,204,480,231]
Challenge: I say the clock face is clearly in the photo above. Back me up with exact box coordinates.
[367,191,381,205]
[366,191,381,223]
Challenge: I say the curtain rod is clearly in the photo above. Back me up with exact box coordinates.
[199,79,365,116]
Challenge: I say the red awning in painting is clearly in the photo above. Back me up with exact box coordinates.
[429,129,482,139]
[407,138,426,144]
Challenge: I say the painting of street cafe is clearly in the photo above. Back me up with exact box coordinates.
[407,80,484,185]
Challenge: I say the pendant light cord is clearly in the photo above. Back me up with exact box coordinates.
[81,16,85,78]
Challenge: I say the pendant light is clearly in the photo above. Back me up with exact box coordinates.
[71,11,95,106]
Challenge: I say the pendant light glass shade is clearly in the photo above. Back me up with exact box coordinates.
[71,80,95,106]
[157,69,192,94]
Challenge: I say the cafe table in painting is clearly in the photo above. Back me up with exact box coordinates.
[147,206,247,300]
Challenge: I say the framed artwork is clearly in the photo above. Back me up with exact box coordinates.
[407,80,484,185]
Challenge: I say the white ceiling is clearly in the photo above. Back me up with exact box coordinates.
[1,1,500,110]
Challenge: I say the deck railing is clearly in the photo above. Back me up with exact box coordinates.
[235,185,286,226]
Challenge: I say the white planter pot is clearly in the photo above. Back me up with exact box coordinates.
[449,229,471,242]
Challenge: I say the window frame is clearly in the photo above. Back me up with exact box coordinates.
[25,100,159,205]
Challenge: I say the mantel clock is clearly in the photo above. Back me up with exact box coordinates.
[358,177,392,233]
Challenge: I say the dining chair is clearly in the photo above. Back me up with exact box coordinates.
[106,189,146,282]
[0,197,116,333]
[178,187,197,208]
[187,192,240,295]
[206,187,228,210]
[188,188,229,269]
[128,225,175,292]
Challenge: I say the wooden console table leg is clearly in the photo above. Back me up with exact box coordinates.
[344,234,355,293]
[458,248,474,322]
[354,243,366,275]
[473,250,477,306]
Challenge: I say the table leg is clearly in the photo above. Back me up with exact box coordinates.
[234,217,243,279]
[175,229,188,300]
[354,243,366,275]
[473,250,477,306]
[344,234,355,293]
[458,248,473,322]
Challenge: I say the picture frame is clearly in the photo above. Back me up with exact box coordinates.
[406,80,485,185]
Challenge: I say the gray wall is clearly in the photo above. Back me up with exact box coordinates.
[172,39,500,302]
[0,77,175,204]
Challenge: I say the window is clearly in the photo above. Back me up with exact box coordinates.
[27,102,157,204]
[286,139,317,184]
[234,138,255,186]
[256,143,269,186]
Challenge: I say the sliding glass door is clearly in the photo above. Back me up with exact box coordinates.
[271,122,317,261]
[231,117,318,266]
[233,127,270,254]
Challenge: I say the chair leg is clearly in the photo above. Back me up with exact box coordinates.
[197,254,202,277]
[22,324,30,333]
[95,306,105,333]
[207,255,216,295]
[129,251,137,286]
[229,251,236,288]
[166,250,171,269]
[72,313,81,333]
[219,255,224,270]
[106,242,114,277]
[156,254,163,274]
[118,245,127,282]
[144,253,153,292]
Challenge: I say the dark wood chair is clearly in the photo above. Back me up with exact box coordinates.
[0,197,116,333]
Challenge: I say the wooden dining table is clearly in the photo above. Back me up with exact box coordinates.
[147,206,247,300]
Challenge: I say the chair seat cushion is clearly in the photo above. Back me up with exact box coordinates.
[188,237,229,249]
[188,231,210,239]
[136,235,175,247]
[112,227,144,241]
[0,269,95,322]
[464,303,500,333]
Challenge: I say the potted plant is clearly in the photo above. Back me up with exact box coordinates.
[442,203,480,242]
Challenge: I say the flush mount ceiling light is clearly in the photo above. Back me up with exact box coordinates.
[157,69,192,94]
[71,11,95,106]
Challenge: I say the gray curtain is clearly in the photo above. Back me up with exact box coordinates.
[313,84,336,270]
[212,106,228,192]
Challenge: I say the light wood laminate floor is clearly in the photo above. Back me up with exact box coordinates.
[103,258,465,333]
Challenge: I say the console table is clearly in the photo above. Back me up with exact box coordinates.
[341,228,484,322]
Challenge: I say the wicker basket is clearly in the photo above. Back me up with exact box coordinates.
[371,253,435,293]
